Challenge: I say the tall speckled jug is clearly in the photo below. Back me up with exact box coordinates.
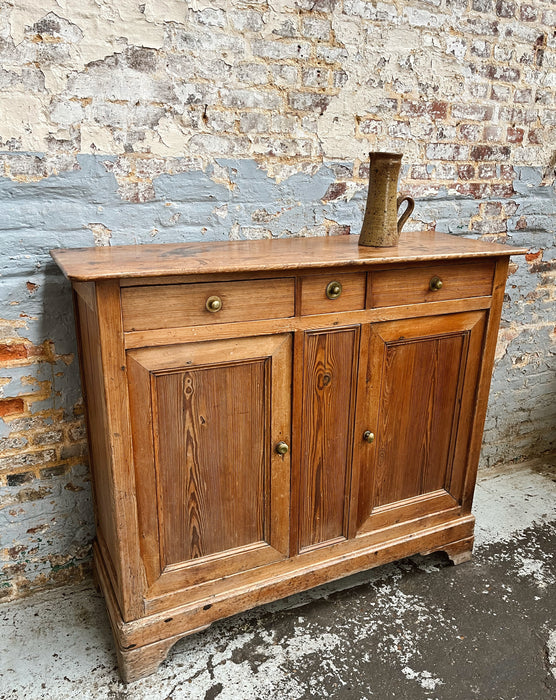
[358,152,415,247]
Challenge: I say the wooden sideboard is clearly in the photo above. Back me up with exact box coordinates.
[51,232,525,682]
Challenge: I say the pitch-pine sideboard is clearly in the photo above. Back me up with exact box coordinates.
[51,232,525,682]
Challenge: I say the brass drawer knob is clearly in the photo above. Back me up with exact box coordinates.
[206,295,222,312]
[326,281,342,300]
[429,276,443,291]
[276,441,289,455]
[363,431,375,444]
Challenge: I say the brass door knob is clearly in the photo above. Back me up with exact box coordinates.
[276,441,289,455]
[326,281,342,300]
[206,295,222,312]
[363,431,375,443]
[429,276,443,291]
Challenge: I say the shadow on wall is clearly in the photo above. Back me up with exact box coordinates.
[0,262,94,600]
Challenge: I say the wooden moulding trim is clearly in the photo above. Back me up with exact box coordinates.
[357,495,459,537]
[123,296,493,350]
[95,515,474,648]
[50,233,527,282]
[145,503,466,605]
[115,258,502,288]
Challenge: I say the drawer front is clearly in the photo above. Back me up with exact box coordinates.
[299,272,366,316]
[369,261,495,308]
[122,277,295,331]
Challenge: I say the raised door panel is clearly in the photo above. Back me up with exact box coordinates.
[155,363,266,566]
[127,335,291,599]
[352,311,487,536]
[298,326,360,551]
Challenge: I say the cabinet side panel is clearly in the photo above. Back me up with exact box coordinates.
[461,257,511,511]
[75,292,121,592]
[95,280,144,621]
[154,361,266,566]
[299,328,359,550]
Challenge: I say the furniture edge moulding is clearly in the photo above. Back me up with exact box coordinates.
[49,232,527,282]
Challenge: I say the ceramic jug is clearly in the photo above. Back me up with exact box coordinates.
[358,152,415,247]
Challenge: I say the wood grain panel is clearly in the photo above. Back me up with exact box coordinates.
[76,292,121,590]
[127,334,292,594]
[75,280,144,620]
[124,295,493,350]
[299,272,366,316]
[299,327,359,550]
[461,258,510,512]
[51,231,526,281]
[374,333,465,506]
[96,512,475,654]
[353,311,487,535]
[154,361,266,566]
[121,277,294,332]
[127,354,160,586]
[369,260,495,308]
[94,280,143,621]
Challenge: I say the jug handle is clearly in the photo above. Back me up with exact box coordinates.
[397,196,415,233]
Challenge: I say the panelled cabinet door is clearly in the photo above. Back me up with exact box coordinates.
[127,334,291,600]
[351,311,487,536]
[297,326,360,552]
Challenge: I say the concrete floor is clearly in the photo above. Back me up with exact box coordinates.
[1,459,555,700]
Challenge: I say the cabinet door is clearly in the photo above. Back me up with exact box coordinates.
[352,311,487,536]
[297,326,360,552]
[127,335,291,598]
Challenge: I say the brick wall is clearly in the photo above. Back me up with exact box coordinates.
[0,0,554,601]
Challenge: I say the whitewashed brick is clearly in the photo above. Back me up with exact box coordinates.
[252,40,311,61]
[221,88,281,110]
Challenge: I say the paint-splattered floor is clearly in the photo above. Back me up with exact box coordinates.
[1,459,555,700]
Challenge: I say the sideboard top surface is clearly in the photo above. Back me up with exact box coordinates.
[51,231,527,281]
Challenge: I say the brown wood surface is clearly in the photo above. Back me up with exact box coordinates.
[144,503,468,613]
[353,311,487,535]
[375,331,465,505]
[421,536,474,565]
[94,280,144,621]
[126,354,161,588]
[73,280,96,308]
[446,312,487,501]
[51,231,526,281]
[121,277,295,332]
[461,257,511,513]
[298,272,366,315]
[75,291,122,594]
[94,513,475,657]
[299,327,359,550]
[76,280,143,621]
[61,233,522,682]
[155,362,266,565]
[369,260,495,307]
[127,334,291,596]
[123,295,493,350]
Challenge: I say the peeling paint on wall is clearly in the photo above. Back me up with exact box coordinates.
[0,0,554,601]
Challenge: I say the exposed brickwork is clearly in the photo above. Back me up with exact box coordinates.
[0,0,554,602]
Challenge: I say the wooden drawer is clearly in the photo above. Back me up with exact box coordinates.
[121,277,295,331]
[299,272,366,316]
[368,261,495,308]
